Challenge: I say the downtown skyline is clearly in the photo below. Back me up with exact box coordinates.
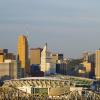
[0,0,100,58]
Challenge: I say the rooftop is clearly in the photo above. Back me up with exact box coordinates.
[12,77,65,81]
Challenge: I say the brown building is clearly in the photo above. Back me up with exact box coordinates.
[0,49,8,62]
[30,48,42,65]
[0,54,4,62]
[6,53,16,60]
[82,52,95,78]
[51,53,63,63]
[0,60,20,79]
[0,49,16,63]
[95,50,100,80]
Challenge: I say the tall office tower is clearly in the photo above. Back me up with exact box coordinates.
[18,35,29,76]
[95,50,100,80]
[41,43,56,75]
[30,48,42,65]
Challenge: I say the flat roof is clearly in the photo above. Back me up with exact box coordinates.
[30,48,42,50]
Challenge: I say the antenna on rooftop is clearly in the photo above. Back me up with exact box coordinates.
[26,32,30,41]
[45,42,47,47]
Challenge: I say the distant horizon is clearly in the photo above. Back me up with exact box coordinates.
[0,33,97,59]
[0,0,100,58]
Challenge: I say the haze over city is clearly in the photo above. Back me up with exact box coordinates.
[0,0,100,58]
[0,1,100,99]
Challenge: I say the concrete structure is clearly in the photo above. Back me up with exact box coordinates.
[0,60,20,79]
[6,53,16,60]
[0,49,16,63]
[82,52,95,78]
[18,35,29,76]
[2,75,99,99]
[56,60,68,75]
[51,53,63,63]
[0,49,8,54]
[81,61,91,72]
[0,49,8,63]
[0,55,4,62]
[0,86,99,100]
[40,44,56,75]
[2,75,98,99]
[30,64,44,77]
[95,50,100,80]
[4,77,70,96]
[79,61,92,78]
[30,48,42,65]
[83,52,95,63]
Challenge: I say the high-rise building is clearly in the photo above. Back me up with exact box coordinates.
[82,52,95,78]
[51,53,63,63]
[30,48,42,65]
[82,52,95,64]
[18,35,29,76]
[95,50,100,80]
[0,49,8,63]
[0,59,20,79]
[41,43,56,75]
[56,60,68,75]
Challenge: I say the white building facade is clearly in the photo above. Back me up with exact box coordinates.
[41,44,56,75]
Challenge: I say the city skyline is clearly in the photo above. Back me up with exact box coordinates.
[0,0,100,58]
[0,1,100,98]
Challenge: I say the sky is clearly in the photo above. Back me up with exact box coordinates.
[0,0,100,58]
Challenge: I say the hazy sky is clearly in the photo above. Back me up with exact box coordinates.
[0,0,100,58]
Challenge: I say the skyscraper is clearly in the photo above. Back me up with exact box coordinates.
[18,35,29,76]
[95,50,100,80]
[41,43,56,75]
[30,48,42,65]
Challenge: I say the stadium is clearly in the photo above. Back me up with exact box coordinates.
[3,77,70,96]
[0,76,100,100]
